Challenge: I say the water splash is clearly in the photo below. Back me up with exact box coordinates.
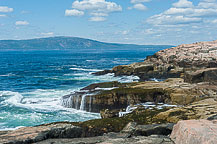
[80,95,87,110]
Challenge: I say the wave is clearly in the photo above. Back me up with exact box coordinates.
[70,68,101,72]
[0,126,25,131]
[0,73,16,77]
[0,91,23,105]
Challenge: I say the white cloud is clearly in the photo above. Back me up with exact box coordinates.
[146,0,217,26]
[89,16,106,21]
[133,3,147,11]
[66,0,122,22]
[211,19,217,23]
[130,0,151,3]
[129,0,150,11]
[65,9,84,16]
[172,0,193,8]
[41,32,54,37]
[0,14,7,17]
[122,30,129,35]
[72,0,122,12]
[15,21,29,26]
[0,6,13,13]
[147,14,202,25]
[90,12,108,17]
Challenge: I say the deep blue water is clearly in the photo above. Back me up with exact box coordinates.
[0,49,162,130]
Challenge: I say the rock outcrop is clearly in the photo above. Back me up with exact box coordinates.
[170,120,217,144]
[94,40,217,82]
[62,78,217,113]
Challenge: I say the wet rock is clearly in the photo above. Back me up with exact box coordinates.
[0,123,82,144]
[92,69,112,76]
[170,120,217,144]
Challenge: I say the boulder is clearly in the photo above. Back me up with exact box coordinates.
[170,120,217,144]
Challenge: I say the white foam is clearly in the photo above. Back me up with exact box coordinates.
[0,126,25,131]
[119,102,178,117]
[0,91,23,105]
[0,73,15,77]
[70,68,101,72]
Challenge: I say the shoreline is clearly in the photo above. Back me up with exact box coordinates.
[1,39,217,144]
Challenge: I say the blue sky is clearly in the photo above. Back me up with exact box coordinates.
[0,0,217,45]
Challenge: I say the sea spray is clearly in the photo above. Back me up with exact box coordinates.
[80,94,87,110]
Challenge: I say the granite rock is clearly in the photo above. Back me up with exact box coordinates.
[170,119,217,144]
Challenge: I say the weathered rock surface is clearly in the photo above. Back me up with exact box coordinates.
[184,68,217,83]
[94,40,217,81]
[154,98,217,123]
[0,123,82,144]
[37,135,174,144]
[170,120,217,144]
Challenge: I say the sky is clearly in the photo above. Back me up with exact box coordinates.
[0,0,217,45]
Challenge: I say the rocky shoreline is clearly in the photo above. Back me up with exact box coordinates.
[1,40,217,144]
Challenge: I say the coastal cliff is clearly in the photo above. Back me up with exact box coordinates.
[1,39,217,144]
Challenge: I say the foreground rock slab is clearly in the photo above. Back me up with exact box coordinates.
[0,123,82,144]
[170,120,217,144]
[37,134,174,144]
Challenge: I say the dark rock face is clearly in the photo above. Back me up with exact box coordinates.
[92,70,112,76]
[207,114,217,120]
[184,68,217,83]
[132,123,175,136]
[121,122,174,137]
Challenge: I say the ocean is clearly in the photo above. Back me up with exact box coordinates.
[0,49,164,130]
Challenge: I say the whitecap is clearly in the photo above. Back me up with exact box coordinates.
[70,68,101,72]
[0,73,16,77]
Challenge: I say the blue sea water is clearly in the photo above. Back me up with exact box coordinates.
[0,49,162,130]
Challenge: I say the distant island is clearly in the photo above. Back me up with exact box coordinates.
[0,36,174,51]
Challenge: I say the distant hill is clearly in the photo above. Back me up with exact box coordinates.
[0,36,174,51]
